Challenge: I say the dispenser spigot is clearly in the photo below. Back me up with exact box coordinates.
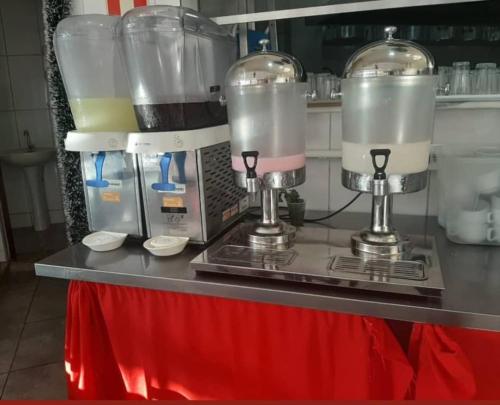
[242,151,261,193]
[370,149,391,196]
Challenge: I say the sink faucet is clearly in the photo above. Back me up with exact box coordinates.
[23,130,35,151]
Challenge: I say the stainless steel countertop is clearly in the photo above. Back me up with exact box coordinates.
[35,213,500,332]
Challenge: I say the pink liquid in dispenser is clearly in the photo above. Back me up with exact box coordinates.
[232,154,306,176]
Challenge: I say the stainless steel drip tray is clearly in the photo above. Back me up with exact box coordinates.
[190,223,445,297]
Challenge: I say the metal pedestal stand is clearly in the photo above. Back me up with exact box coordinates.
[234,157,305,249]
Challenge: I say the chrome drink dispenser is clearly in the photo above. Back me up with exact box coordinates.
[191,29,444,298]
[120,6,247,243]
[225,39,307,248]
[341,26,437,257]
[54,15,143,241]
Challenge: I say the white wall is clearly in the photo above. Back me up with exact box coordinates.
[0,0,64,229]
[297,106,500,217]
[71,0,199,15]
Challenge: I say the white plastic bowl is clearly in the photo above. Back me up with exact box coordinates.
[82,231,127,252]
[143,236,189,256]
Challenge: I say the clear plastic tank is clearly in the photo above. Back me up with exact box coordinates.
[54,15,138,132]
[118,6,236,132]
[225,41,307,176]
[341,26,437,175]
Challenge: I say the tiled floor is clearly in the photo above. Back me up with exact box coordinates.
[0,223,68,399]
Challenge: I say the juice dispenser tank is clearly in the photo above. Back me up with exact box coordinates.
[342,26,436,177]
[54,15,138,132]
[341,26,437,257]
[54,15,143,240]
[226,40,307,176]
[225,39,307,248]
[119,6,236,132]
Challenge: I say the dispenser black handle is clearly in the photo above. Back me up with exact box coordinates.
[241,151,259,179]
[370,149,391,180]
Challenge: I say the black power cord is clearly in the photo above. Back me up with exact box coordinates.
[244,192,363,223]
[304,192,363,223]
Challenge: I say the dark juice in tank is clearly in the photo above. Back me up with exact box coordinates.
[134,101,227,132]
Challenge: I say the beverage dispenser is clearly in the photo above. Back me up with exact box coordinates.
[191,34,444,297]
[120,6,247,244]
[225,39,307,248]
[341,26,437,256]
[54,15,143,243]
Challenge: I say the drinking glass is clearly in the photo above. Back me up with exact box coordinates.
[483,26,500,42]
[474,63,497,94]
[437,66,451,95]
[306,72,316,99]
[315,73,332,100]
[450,61,471,95]
[328,75,341,99]
[462,26,479,42]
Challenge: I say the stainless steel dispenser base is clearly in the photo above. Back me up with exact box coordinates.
[248,222,296,249]
[191,223,445,297]
[352,229,412,258]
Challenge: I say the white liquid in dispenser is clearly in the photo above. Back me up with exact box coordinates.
[232,154,306,176]
[69,97,139,132]
[342,141,431,175]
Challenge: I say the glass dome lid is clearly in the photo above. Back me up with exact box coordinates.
[226,39,305,87]
[343,26,435,78]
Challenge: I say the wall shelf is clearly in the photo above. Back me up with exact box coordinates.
[307,95,500,112]
[210,0,487,25]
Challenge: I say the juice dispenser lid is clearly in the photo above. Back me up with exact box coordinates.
[55,14,120,38]
[225,39,305,87]
[343,26,434,78]
[119,5,233,39]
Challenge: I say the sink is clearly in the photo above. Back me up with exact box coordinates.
[0,147,57,232]
[0,148,56,168]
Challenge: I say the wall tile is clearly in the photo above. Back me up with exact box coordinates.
[71,0,85,14]
[44,161,63,211]
[295,158,330,211]
[0,112,19,150]
[0,0,41,55]
[15,109,53,148]
[330,110,342,149]
[0,57,13,110]
[434,108,500,144]
[0,13,6,55]
[8,55,47,109]
[1,165,30,214]
[306,112,330,150]
[81,0,108,14]
[9,213,32,228]
[329,159,371,214]
[49,210,65,224]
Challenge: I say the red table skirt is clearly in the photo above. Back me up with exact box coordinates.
[65,281,413,400]
[409,323,500,399]
[65,281,500,400]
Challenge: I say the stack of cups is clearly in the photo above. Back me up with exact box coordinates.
[450,61,471,95]
[474,63,497,94]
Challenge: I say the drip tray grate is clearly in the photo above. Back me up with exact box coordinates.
[329,256,427,281]
[212,245,296,266]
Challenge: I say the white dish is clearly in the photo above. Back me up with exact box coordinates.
[143,236,189,256]
[82,231,127,252]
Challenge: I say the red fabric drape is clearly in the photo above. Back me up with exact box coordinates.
[409,323,500,399]
[65,280,413,400]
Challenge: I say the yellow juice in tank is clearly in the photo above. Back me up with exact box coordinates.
[69,97,139,132]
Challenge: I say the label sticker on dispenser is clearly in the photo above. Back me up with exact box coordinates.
[239,196,250,213]
[163,196,184,208]
[101,192,121,203]
[105,179,122,188]
[222,208,232,222]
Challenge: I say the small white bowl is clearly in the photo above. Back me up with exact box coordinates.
[143,236,189,256]
[82,231,127,252]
